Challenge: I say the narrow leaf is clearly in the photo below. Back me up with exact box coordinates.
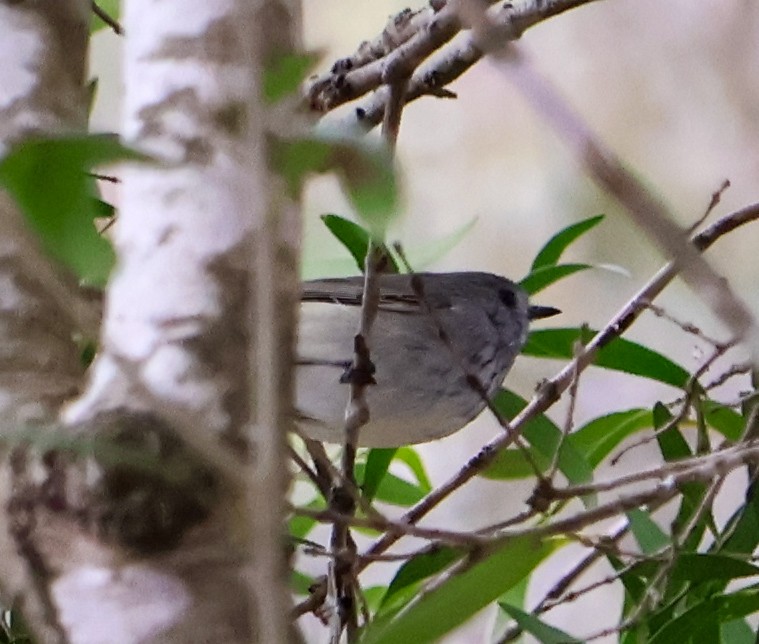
[90,0,120,33]
[520,263,592,295]
[263,52,320,104]
[271,135,398,236]
[700,399,744,441]
[404,218,477,269]
[627,508,669,555]
[569,409,652,466]
[395,447,432,493]
[362,448,396,503]
[484,390,594,499]
[378,546,461,614]
[364,537,561,644]
[0,134,146,285]
[320,214,399,273]
[649,588,759,644]
[498,603,582,643]
[653,402,692,461]
[354,464,425,506]
[530,215,604,270]
[523,328,690,388]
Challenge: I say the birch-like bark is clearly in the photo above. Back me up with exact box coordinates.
[0,2,90,641]
[57,0,299,641]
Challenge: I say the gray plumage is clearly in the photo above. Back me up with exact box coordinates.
[295,272,556,447]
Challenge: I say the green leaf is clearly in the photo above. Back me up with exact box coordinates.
[354,464,425,506]
[497,602,582,643]
[271,135,398,237]
[609,554,647,606]
[700,399,744,441]
[523,328,690,388]
[483,391,594,499]
[634,553,759,586]
[363,586,390,615]
[270,136,331,194]
[361,448,396,503]
[720,619,755,644]
[90,0,120,33]
[569,408,652,466]
[718,501,759,557]
[91,197,115,219]
[363,536,562,644]
[291,570,315,596]
[648,587,759,644]
[263,52,320,104]
[378,546,461,615]
[520,263,592,295]
[321,214,371,271]
[530,215,604,271]
[404,218,477,269]
[87,78,99,118]
[0,135,146,286]
[672,552,759,584]
[627,508,669,555]
[395,447,432,493]
[320,214,399,273]
[289,497,325,540]
[653,402,692,461]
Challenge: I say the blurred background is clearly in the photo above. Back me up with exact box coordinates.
[90,0,759,640]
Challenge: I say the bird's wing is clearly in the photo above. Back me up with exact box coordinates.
[301,275,429,313]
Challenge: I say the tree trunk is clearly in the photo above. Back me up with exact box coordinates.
[0,0,300,641]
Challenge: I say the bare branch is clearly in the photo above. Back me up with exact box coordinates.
[360,202,759,565]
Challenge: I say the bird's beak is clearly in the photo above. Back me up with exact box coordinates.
[528,305,561,320]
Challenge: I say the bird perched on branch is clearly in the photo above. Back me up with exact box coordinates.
[296,272,559,447]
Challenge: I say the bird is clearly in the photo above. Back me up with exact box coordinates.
[295,271,559,447]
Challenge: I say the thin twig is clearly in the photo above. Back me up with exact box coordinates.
[490,46,758,361]
[687,179,731,234]
[359,203,759,567]
[90,1,123,35]
[611,343,730,465]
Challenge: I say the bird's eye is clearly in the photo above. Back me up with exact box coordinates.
[498,288,516,308]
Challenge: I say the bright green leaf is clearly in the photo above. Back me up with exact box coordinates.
[569,409,652,466]
[291,570,315,596]
[320,214,399,273]
[653,402,692,461]
[378,546,461,615]
[263,52,320,104]
[404,218,477,269]
[700,400,744,441]
[483,391,594,500]
[523,328,690,388]
[0,134,146,286]
[634,553,759,586]
[363,586,390,615]
[648,587,759,644]
[270,136,332,194]
[395,447,432,493]
[530,215,604,271]
[714,500,759,557]
[90,0,120,33]
[87,78,99,118]
[720,618,755,644]
[361,448,396,503]
[354,463,425,506]
[520,263,592,295]
[497,602,582,643]
[627,508,669,555]
[289,497,325,540]
[271,135,398,237]
[330,140,397,235]
[363,536,562,644]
